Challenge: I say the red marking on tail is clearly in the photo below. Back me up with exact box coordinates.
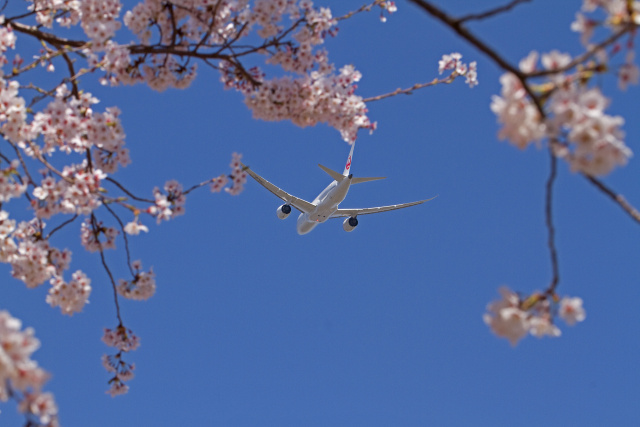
[345,156,352,171]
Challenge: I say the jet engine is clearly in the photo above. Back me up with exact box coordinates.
[343,216,358,232]
[277,204,292,219]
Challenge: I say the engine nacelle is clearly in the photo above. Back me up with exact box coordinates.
[276,204,292,219]
[343,216,358,232]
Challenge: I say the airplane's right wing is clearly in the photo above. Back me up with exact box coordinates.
[241,163,316,214]
[330,196,437,218]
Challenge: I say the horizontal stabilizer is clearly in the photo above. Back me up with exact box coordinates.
[318,164,346,182]
[351,176,386,184]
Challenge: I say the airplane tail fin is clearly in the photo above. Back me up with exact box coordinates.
[318,164,346,182]
[342,142,355,176]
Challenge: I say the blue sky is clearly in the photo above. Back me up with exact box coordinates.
[1,0,639,426]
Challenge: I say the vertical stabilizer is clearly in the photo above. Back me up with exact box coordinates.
[343,142,355,176]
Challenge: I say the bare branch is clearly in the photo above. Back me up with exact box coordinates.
[545,146,559,294]
[91,213,123,325]
[526,25,632,78]
[408,0,545,117]
[46,214,78,239]
[102,202,135,277]
[585,175,640,223]
[455,0,532,24]
[104,177,155,203]
[363,75,458,102]
[10,21,86,49]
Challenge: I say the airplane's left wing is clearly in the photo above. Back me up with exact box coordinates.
[241,163,316,214]
[330,196,437,218]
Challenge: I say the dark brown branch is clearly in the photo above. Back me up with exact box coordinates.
[105,177,155,203]
[545,147,559,293]
[102,202,135,277]
[61,51,79,99]
[363,75,455,102]
[455,0,532,24]
[585,175,640,223]
[10,21,86,48]
[92,213,123,325]
[46,214,78,238]
[408,0,545,117]
[526,25,632,78]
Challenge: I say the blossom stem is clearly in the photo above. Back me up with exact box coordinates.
[545,146,559,293]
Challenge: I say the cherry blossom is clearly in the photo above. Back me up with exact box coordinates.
[124,219,149,235]
[102,326,140,353]
[102,326,140,396]
[117,260,156,301]
[46,270,92,315]
[483,286,529,346]
[484,287,586,346]
[492,46,632,176]
[490,72,545,149]
[559,297,586,325]
[618,52,640,91]
[0,311,59,425]
[81,218,119,252]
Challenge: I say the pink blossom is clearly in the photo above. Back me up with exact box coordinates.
[483,287,529,346]
[559,297,586,325]
[541,50,571,71]
[102,326,140,352]
[46,270,92,315]
[117,261,156,300]
[0,311,56,418]
[124,219,149,235]
[490,73,545,149]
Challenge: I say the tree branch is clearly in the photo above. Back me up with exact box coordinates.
[455,0,532,24]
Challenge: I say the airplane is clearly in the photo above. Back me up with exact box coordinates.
[241,142,436,235]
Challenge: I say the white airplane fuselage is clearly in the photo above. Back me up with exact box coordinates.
[241,141,433,234]
[296,174,353,234]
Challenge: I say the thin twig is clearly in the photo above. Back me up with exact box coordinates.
[183,177,216,195]
[363,75,455,103]
[92,213,123,325]
[455,0,532,24]
[408,0,545,117]
[105,177,155,203]
[336,1,382,21]
[526,25,632,78]
[585,175,640,223]
[410,0,640,227]
[46,214,78,239]
[102,202,135,277]
[545,147,559,293]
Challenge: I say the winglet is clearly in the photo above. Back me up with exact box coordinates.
[342,141,356,176]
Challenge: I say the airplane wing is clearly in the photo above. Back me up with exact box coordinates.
[241,163,316,214]
[330,196,437,218]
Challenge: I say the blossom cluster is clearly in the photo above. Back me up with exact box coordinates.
[570,0,640,90]
[80,217,119,252]
[46,271,92,316]
[0,310,59,425]
[148,180,187,223]
[483,286,586,346]
[0,160,27,203]
[225,152,248,195]
[491,49,633,176]
[438,52,478,88]
[24,1,388,141]
[378,1,397,23]
[117,260,156,300]
[241,64,374,142]
[0,214,92,315]
[102,326,140,397]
